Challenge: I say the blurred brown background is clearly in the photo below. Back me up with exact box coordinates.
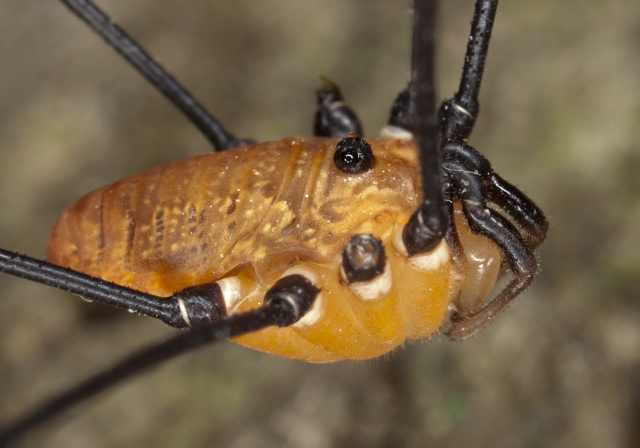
[1,1,639,447]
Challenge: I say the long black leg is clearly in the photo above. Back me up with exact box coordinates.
[402,0,450,257]
[59,0,252,151]
[0,275,319,446]
[440,0,498,142]
[0,249,222,329]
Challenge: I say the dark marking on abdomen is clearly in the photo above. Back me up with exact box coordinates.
[154,210,165,251]
[227,191,239,215]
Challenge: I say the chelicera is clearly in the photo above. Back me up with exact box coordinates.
[0,0,548,443]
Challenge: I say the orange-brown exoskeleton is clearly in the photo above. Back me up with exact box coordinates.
[0,0,548,442]
[47,136,505,362]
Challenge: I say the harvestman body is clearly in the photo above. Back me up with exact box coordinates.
[0,0,548,443]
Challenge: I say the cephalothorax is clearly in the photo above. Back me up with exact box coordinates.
[0,0,547,443]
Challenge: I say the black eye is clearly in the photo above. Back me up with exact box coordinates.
[334,135,375,174]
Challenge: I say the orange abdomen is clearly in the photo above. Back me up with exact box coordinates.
[48,140,293,296]
[48,138,501,362]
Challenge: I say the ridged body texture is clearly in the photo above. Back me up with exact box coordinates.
[48,138,501,362]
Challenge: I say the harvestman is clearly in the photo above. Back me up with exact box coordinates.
[0,0,547,444]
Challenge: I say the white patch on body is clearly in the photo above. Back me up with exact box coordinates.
[378,125,414,141]
[281,267,324,329]
[392,226,451,271]
[346,263,393,301]
[217,276,242,311]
